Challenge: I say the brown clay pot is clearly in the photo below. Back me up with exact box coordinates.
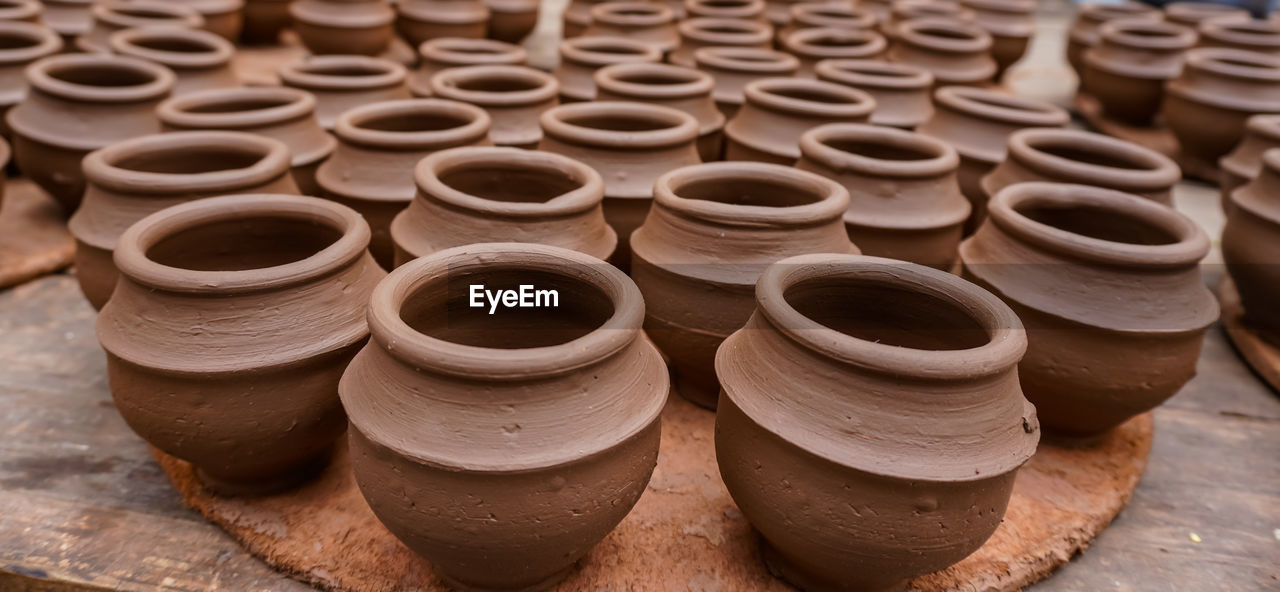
[670,17,773,69]
[107,27,239,96]
[1197,16,1280,56]
[98,194,385,494]
[391,146,615,265]
[342,242,665,592]
[562,0,606,38]
[39,0,95,39]
[886,0,975,38]
[814,58,933,129]
[170,0,245,40]
[685,0,766,22]
[0,0,40,22]
[428,65,558,149]
[70,131,299,310]
[916,86,1069,233]
[240,0,293,44]
[887,18,996,86]
[761,0,803,25]
[1066,1,1161,81]
[595,62,725,161]
[581,2,680,54]
[278,55,411,130]
[1222,147,1280,342]
[798,123,969,268]
[538,101,700,271]
[482,0,536,42]
[861,0,892,22]
[724,77,874,164]
[396,0,489,46]
[408,37,526,97]
[1164,2,1249,28]
[156,86,336,196]
[717,252,1037,592]
[1081,19,1197,125]
[631,161,856,408]
[1162,48,1280,167]
[960,182,1216,438]
[0,21,61,140]
[6,53,174,214]
[77,0,204,54]
[694,46,799,118]
[1220,114,1280,214]
[777,2,877,43]
[961,0,1034,79]
[782,26,887,77]
[553,35,662,102]
[290,0,395,56]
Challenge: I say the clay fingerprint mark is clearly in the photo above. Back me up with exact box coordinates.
[0,179,74,289]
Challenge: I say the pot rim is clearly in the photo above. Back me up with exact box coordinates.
[653,161,850,227]
[430,64,558,106]
[783,26,887,59]
[25,53,175,103]
[540,100,699,149]
[157,86,317,128]
[896,17,992,52]
[678,16,773,45]
[933,85,1069,127]
[1200,15,1280,48]
[589,1,674,27]
[693,46,800,73]
[414,146,606,217]
[1098,18,1197,50]
[685,0,764,20]
[0,0,41,21]
[800,122,959,178]
[1006,128,1182,191]
[91,0,205,30]
[418,37,528,68]
[1165,1,1248,23]
[743,77,875,119]
[82,130,291,195]
[0,21,63,65]
[558,35,664,67]
[1185,45,1280,80]
[595,62,713,100]
[790,2,877,29]
[333,98,490,150]
[278,55,407,91]
[815,58,934,89]
[107,26,234,70]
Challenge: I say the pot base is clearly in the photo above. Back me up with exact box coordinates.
[194,449,333,497]
[1073,93,1220,184]
[762,539,908,592]
[1219,275,1280,394]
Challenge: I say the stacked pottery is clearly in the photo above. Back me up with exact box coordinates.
[240,0,294,44]
[716,253,1037,592]
[581,2,680,54]
[961,0,1034,78]
[887,18,996,86]
[1220,114,1280,213]
[1066,0,1160,80]
[482,0,537,42]
[278,56,411,129]
[0,21,61,139]
[960,182,1216,438]
[669,17,773,69]
[782,27,887,77]
[1222,148,1280,341]
[0,0,41,23]
[396,0,489,46]
[694,46,799,118]
[630,162,857,408]
[290,0,395,56]
[77,0,204,53]
[99,194,385,494]
[724,77,875,164]
[1164,2,1249,28]
[1197,17,1280,56]
[107,27,239,96]
[408,37,527,97]
[595,62,724,161]
[554,36,663,102]
[39,0,95,41]
[70,131,299,309]
[777,2,877,42]
[1081,19,1197,125]
[685,0,766,22]
[814,59,934,129]
[170,0,245,40]
[429,65,558,149]
[1162,48,1280,168]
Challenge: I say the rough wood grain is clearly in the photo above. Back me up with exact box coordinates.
[1218,275,1280,394]
[1072,94,1220,184]
[0,179,74,289]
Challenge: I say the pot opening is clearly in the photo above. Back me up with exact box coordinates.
[768,85,856,104]
[1122,27,1178,38]
[0,31,40,50]
[48,63,155,87]
[563,112,675,131]
[1035,142,1153,170]
[722,52,781,63]
[440,164,584,204]
[616,70,700,85]
[448,45,504,55]
[611,6,661,16]
[454,74,543,92]
[357,112,472,132]
[699,23,755,34]
[131,36,216,53]
[1015,202,1180,246]
[579,43,648,55]
[703,0,750,7]
[145,216,343,272]
[299,63,390,77]
[113,145,266,175]
[674,176,823,208]
[811,8,855,18]
[805,33,873,48]
[182,97,295,113]
[822,138,938,161]
[967,92,1051,113]
[115,6,182,20]
[916,25,975,40]
[844,63,914,77]
[1212,54,1277,70]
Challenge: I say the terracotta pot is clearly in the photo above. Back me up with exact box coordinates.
[916,86,1069,233]
[408,37,526,97]
[0,0,40,22]
[482,0,536,42]
[342,242,665,591]
[6,53,174,214]
[1222,147,1280,342]
[396,0,489,46]
[562,0,607,38]
[814,58,933,129]
[631,161,855,408]
[240,0,293,44]
[290,0,394,56]
[595,62,725,161]
[1081,19,1197,125]
[391,146,615,264]
[170,0,245,40]
[1197,16,1280,56]
[0,22,61,140]
[1066,1,1161,81]
[98,194,384,494]
[538,101,700,271]
[887,18,995,87]
[886,0,975,38]
[1163,48,1280,167]
[694,46,799,118]
[961,182,1216,438]
[581,2,679,54]
[798,123,969,268]
[777,2,877,43]
[670,17,772,69]
[961,0,1034,79]
[685,0,766,22]
[39,0,94,39]
[1220,114,1280,214]
[77,0,204,54]
[1164,2,1249,28]
[107,27,238,96]
[278,55,411,130]
[428,65,558,149]
[554,35,662,102]
[717,252,1037,592]
[156,86,335,196]
[317,98,490,268]
[761,0,803,25]
[71,131,299,310]
[782,26,887,77]
[724,77,874,164]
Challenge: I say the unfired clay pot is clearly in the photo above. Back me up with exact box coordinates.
[77,0,204,53]
[886,0,974,38]
[887,18,996,87]
[685,0,766,22]
[342,242,666,592]
[1163,48,1280,166]
[562,0,607,38]
[777,2,877,43]
[694,46,799,118]
[1197,17,1280,56]
[670,17,773,69]
[98,194,385,494]
[554,36,663,102]
[782,26,887,77]
[1220,114,1280,214]
[581,2,680,54]
[724,77,874,164]
[290,0,395,56]
[240,0,294,44]
[107,27,239,96]
[961,0,1034,78]
[396,0,489,46]
[408,37,527,97]
[0,0,40,22]
[761,0,803,25]
[595,62,725,161]
[630,161,856,408]
[1164,2,1249,28]
[70,131,299,309]
[1082,18,1197,125]
[171,0,245,40]
[39,0,94,39]
[798,122,969,268]
[0,21,61,140]
[1066,1,1160,80]
[428,65,557,149]
[6,53,174,214]
[482,0,536,42]
[1222,147,1280,343]
[278,55,411,130]
[716,252,1037,592]
[814,58,933,129]
[960,182,1216,438]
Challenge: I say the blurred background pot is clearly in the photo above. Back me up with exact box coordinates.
[887,17,995,86]
[77,0,204,53]
[724,77,875,164]
[1162,48,1280,168]
[408,37,527,97]
[814,59,933,129]
[0,21,62,140]
[429,64,557,149]
[395,0,489,46]
[1066,1,1160,81]
[1081,18,1196,125]
[278,55,411,129]
[1220,114,1280,214]
[290,0,395,56]
[107,27,239,96]
[554,35,662,102]
[595,62,724,161]
[670,17,772,69]
[1222,148,1280,343]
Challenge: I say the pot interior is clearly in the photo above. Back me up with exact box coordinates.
[357,111,472,132]
[674,175,824,207]
[48,62,155,87]
[114,6,182,20]
[563,111,675,131]
[440,163,584,204]
[300,63,390,77]
[453,74,543,92]
[0,31,41,50]
[182,96,296,113]
[1015,201,1180,246]
[130,36,216,53]
[1034,142,1153,170]
[822,137,939,161]
[767,85,856,104]
[114,145,265,175]
[146,216,343,272]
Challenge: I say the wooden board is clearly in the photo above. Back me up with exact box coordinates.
[0,179,74,289]
[1218,275,1280,394]
[1073,94,1220,184]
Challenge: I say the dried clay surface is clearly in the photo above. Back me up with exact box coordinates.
[0,179,74,288]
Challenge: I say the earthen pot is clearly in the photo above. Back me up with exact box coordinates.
[961,0,1034,79]
[0,0,40,22]
[240,0,293,44]
[290,0,395,56]
[630,161,856,408]
[724,77,875,164]
[685,0,766,22]
[98,194,384,494]
[391,146,616,264]
[798,123,969,268]
[0,21,61,140]
[70,131,299,310]
[1222,147,1280,343]
[39,0,94,40]
[886,0,975,38]
[761,0,803,25]
[1197,16,1280,56]
[171,0,245,40]
[777,2,877,43]
[694,46,799,118]
[595,62,725,161]
[481,0,535,42]
[814,58,933,129]
[317,98,490,268]
[278,55,411,130]
[861,0,892,22]
[156,86,336,196]
[782,26,887,77]
[562,0,606,38]
[77,0,204,54]
[961,182,1216,438]
[916,86,1069,233]
[1066,1,1161,80]
[6,53,174,214]
[554,35,663,102]
[408,37,527,97]
[428,64,558,149]
[1081,19,1197,125]
[716,252,1037,592]
[342,242,666,591]
[887,18,996,86]
[396,0,489,46]
[1220,114,1280,214]
[670,17,773,69]
[538,101,700,271]
[581,2,680,54]
[1164,2,1249,28]
[1162,48,1280,168]
[107,27,239,96]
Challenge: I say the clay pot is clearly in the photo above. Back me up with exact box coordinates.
[761,0,803,25]
[1066,1,1161,81]
[670,17,773,69]
[1220,114,1280,213]
[156,86,336,196]
[814,59,933,129]
[1162,48,1280,167]
[887,0,975,37]
[630,161,856,408]
[39,0,94,40]
[317,98,490,268]
[290,0,395,56]
[428,65,558,149]
[77,0,205,54]
[716,252,1037,592]
[342,242,665,592]
[694,46,799,118]
[171,0,245,40]
[240,0,293,44]
[961,0,1034,79]
[278,55,411,130]
[107,27,239,96]
[777,2,877,43]
[554,36,662,102]
[595,62,725,161]
[98,194,385,494]
[0,0,40,22]
[0,21,61,140]
[70,131,299,310]
[1197,16,1280,56]
[408,37,527,97]
[538,101,700,271]
[6,53,174,214]
[1081,19,1197,125]
[685,0,766,22]
[482,0,536,42]
[861,0,892,22]
[562,0,606,38]
[916,86,1069,233]
[391,146,615,264]
[887,18,995,87]
[798,123,969,268]
[960,182,1216,438]
[1164,2,1249,28]
[783,27,887,77]
[396,0,489,46]
[1222,147,1280,342]
[581,2,679,54]
[724,77,874,164]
